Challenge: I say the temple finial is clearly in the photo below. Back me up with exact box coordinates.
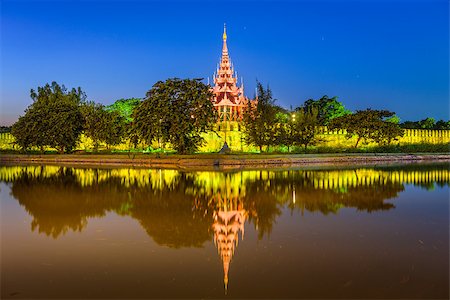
[223,23,227,41]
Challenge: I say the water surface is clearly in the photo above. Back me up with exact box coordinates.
[1,164,448,298]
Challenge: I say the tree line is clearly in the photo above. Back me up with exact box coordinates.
[11,80,216,154]
[8,80,448,154]
[242,82,404,150]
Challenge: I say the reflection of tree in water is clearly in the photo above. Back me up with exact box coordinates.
[3,165,449,242]
[4,164,449,293]
[129,173,211,248]
[10,168,115,238]
[9,168,212,245]
[253,171,404,215]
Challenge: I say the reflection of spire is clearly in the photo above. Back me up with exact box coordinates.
[212,197,247,294]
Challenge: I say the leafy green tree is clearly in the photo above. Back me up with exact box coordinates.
[105,98,142,151]
[303,95,351,125]
[291,107,320,152]
[386,114,400,124]
[243,82,278,152]
[0,126,11,133]
[11,82,85,153]
[329,109,404,148]
[104,110,126,148]
[106,98,141,122]
[372,120,405,146]
[273,111,292,151]
[132,78,217,154]
[82,102,126,151]
[400,120,420,129]
[419,117,436,129]
[434,120,450,130]
[400,118,448,130]
[11,114,37,151]
[82,102,106,151]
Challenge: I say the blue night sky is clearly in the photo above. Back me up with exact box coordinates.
[1,0,448,125]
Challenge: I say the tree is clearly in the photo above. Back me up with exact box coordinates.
[372,120,405,146]
[434,120,450,130]
[400,118,449,130]
[0,126,11,133]
[291,107,320,152]
[11,114,36,151]
[11,82,85,153]
[400,120,420,129]
[82,102,126,151]
[132,78,217,154]
[386,114,400,124]
[419,117,435,129]
[329,109,404,148]
[303,95,351,125]
[105,98,142,151]
[242,82,278,152]
[106,98,141,122]
[103,110,126,148]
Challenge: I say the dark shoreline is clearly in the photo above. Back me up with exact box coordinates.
[1,153,449,171]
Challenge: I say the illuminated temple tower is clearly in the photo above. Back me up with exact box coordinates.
[212,195,248,293]
[211,24,251,122]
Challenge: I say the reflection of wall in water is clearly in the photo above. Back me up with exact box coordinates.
[1,165,448,239]
[2,165,448,292]
[1,166,448,190]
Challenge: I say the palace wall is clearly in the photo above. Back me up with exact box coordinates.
[199,125,450,152]
[1,127,449,152]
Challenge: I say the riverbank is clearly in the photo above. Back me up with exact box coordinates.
[1,153,449,170]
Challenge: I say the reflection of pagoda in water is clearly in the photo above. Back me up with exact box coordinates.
[211,192,248,293]
[3,165,450,292]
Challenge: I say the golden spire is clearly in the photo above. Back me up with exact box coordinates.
[223,23,227,41]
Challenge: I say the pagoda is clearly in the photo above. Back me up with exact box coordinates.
[211,24,251,122]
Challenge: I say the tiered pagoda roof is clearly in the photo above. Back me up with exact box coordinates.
[211,25,251,122]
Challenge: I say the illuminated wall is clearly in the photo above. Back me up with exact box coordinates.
[1,126,449,152]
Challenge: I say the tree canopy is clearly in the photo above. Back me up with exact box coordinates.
[11,82,85,153]
[82,102,126,151]
[106,98,141,122]
[243,82,278,152]
[290,107,321,151]
[132,78,217,154]
[401,118,450,130]
[302,95,351,125]
[329,109,404,147]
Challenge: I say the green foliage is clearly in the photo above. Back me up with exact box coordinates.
[419,117,436,129]
[11,82,85,153]
[243,82,278,152]
[401,118,449,130]
[106,98,141,122]
[82,102,126,151]
[329,109,404,148]
[132,78,217,154]
[386,114,400,124]
[0,126,11,133]
[302,95,351,125]
[291,107,321,151]
[434,120,450,130]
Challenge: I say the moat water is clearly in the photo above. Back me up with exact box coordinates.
[1,163,448,299]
